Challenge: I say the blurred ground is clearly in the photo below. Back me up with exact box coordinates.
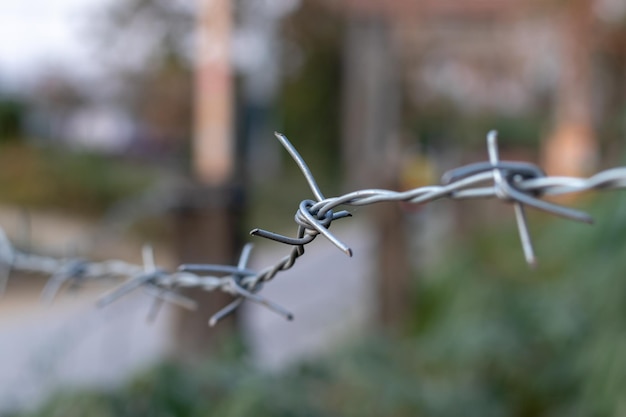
[0,213,378,412]
[0,286,173,411]
[5,195,626,417]
[243,221,376,369]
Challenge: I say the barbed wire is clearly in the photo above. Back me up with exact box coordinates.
[2,130,626,326]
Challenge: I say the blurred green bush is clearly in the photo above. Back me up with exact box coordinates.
[7,194,626,417]
[0,144,156,215]
[0,98,26,143]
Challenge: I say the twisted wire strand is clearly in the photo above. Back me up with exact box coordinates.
[248,131,604,270]
[2,130,626,326]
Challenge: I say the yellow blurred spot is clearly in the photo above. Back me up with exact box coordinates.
[399,152,437,191]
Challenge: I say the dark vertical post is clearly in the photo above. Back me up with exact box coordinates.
[543,0,597,178]
[171,0,240,359]
[342,17,410,331]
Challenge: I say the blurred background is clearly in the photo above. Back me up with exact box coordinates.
[1,0,626,415]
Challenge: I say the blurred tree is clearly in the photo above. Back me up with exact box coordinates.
[173,0,242,360]
[338,8,410,331]
[27,71,88,143]
[91,0,193,71]
[278,0,343,184]
[597,7,626,163]
[130,53,192,154]
[89,0,240,360]
[89,0,194,156]
[0,96,25,143]
[543,0,598,177]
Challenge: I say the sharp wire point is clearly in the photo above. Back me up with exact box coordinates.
[144,285,198,311]
[238,243,254,269]
[514,204,537,268]
[0,228,14,298]
[274,132,325,202]
[146,296,164,324]
[486,130,539,267]
[142,244,156,272]
[209,297,244,327]
[40,276,65,305]
[97,273,154,308]
[227,278,293,320]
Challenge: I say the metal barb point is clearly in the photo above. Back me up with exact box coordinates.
[227,278,293,319]
[209,297,243,327]
[250,210,352,252]
[0,228,15,297]
[238,243,254,269]
[274,132,325,202]
[297,201,353,256]
[251,134,356,257]
[97,245,161,308]
[487,130,537,267]
[142,244,156,272]
[97,272,154,308]
[249,228,315,246]
[40,260,86,305]
[146,294,164,324]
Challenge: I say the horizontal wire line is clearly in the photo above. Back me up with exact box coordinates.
[1,131,625,326]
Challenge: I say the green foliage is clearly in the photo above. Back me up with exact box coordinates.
[89,0,193,72]
[408,194,626,416]
[0,144,156,214]
[278,2,343,183]
[11,195,626,416]
[410,103,550,149]
[87,0,194,153]
[0,98,26,142]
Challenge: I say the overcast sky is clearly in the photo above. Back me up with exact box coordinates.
[0,0,301,95]
[0,0,102,87]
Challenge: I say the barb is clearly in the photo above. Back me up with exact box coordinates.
[252,133,353,256]
[179,243,294,326]
[2,130,626,327]
[251,131,614,270]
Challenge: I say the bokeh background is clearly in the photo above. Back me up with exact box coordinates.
[1,0,626,415]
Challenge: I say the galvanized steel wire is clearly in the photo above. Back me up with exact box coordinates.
[1,130,625,326]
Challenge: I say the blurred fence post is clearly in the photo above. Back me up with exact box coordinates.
[543,0,597,178]
[172,185,243,359]
[171,0,240,359]
[342,17,410,330]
